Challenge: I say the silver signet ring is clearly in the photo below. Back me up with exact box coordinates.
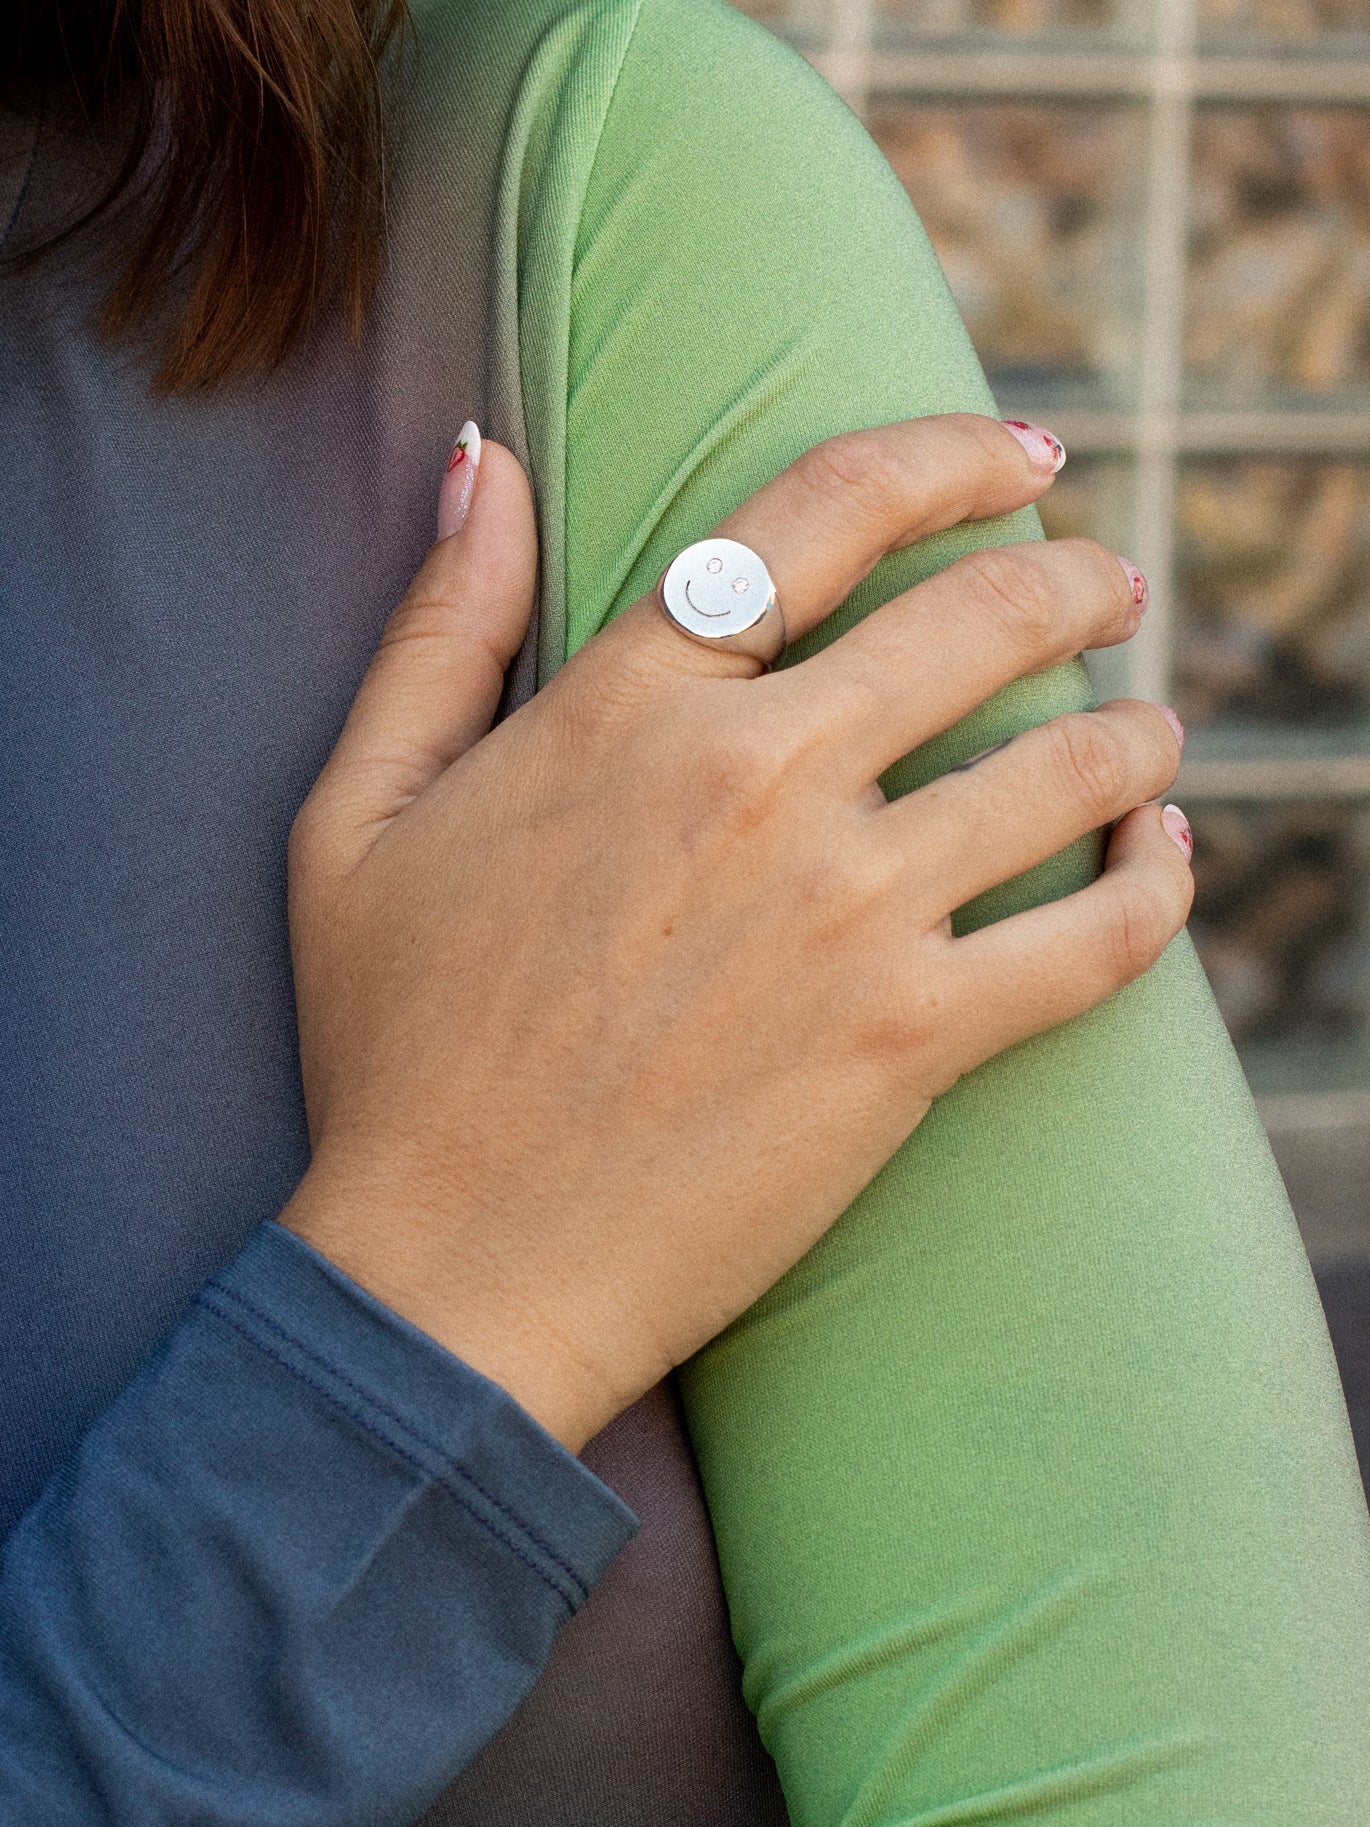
[657,537,786,668]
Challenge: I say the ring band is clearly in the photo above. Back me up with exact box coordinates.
[656,536,786,668]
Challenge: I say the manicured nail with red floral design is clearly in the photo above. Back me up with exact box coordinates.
[1156,704,1185,751]
[1002,419,1066,473]
[437,419,481,539]
[1161,803,1193,859]
[1118,557,1149,612]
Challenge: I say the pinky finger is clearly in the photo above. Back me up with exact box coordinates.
[939,801,1195,1074]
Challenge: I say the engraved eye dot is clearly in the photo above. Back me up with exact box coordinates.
[732,576,749,593]
[706,556,723,574]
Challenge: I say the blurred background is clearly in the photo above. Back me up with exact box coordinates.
[731,0,1370,1479]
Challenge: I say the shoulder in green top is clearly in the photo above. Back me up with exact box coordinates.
[454,0,1370,1815]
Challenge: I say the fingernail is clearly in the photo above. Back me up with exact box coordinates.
[437,419,481,539]
[1002,419,1066,474]
[1161,803,1193,859]
[1118,556,1149,612]
[1156,703,1185,750]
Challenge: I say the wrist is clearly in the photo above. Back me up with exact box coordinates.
[278,1160,614,1454]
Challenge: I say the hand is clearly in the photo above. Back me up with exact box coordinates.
[282,413,1191,1453]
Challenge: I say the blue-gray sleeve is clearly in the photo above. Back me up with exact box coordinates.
[0,1219,637,1826]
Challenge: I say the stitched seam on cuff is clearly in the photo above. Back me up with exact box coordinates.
[207,1279,601,1593]
[197,1288,591,1609]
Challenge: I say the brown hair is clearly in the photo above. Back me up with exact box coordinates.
[2,0,411,391]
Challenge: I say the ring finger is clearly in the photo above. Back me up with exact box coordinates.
[884,697,1184,920]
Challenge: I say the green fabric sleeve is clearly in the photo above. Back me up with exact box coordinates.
[510,0,1370,1817]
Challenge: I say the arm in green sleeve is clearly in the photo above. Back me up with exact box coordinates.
[529,0,1370,1817]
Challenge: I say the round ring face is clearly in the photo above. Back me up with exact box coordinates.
[659,537,778,642]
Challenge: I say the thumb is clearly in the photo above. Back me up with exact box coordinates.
[319,425,538,839]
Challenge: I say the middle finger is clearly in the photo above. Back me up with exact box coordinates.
[774,536,1148,788]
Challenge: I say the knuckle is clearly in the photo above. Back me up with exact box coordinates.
[1107,879,1174,983]
[953,411,1024,487]
[689,717,792,827]
[957,545,1059,657]
[1070,535,1126,585]
[1150,711,1185,787]
[287,783,360,893]
[547,625,661,741]
[578,647,658,727]
[854,995,919,1070]
[1049,713,1127,816]
[797,841,897,949]
[854,969,950,1074]
[1066,537,1136,626]
[958,409,1011,458]
[287,795,332,883]
[378,589,454,655]
[1110,698,1182,791]
[712,720,779,784]
[796,429,904,518]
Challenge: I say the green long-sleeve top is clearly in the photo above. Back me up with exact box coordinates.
[1,0,1367,1821]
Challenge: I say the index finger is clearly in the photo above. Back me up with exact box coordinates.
[603,413,1066,679]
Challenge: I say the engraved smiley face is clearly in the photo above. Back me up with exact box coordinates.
[685,551,750,619]
[659,537,778,642]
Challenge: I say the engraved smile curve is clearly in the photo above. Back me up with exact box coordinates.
[684,578,732,618]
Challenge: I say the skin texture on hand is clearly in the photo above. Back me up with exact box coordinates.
[282,414,1190,1453]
